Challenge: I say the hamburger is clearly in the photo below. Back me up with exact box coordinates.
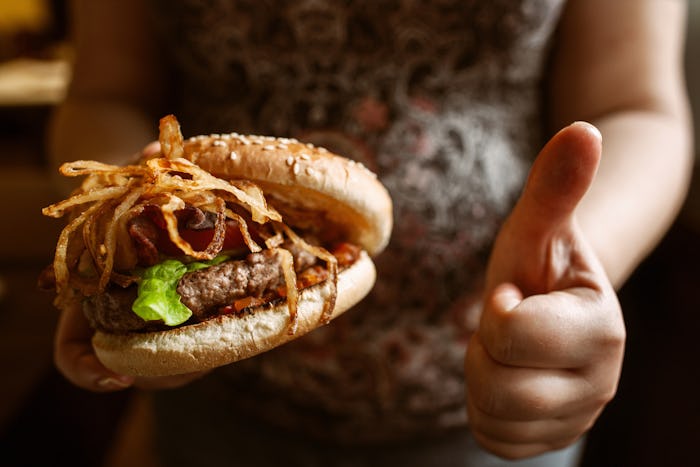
[41,115,392,377]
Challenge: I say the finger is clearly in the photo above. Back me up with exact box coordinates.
[54,300,134,392]
[465,333,595,421]
[141,141,161,157]
[134,370,210,390]
[466,395,599,446]
[513,121,602,234]
[470,427,583,461]
[479,283,620,369]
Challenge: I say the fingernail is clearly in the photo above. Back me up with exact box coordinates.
[495,286,522,312]
[500,294,521,312]
[97,376,133,389]
[572,121,602,141]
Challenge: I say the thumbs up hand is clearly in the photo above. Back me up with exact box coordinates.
[465,122,626,459]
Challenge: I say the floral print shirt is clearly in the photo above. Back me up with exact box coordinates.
[154,0,566,443]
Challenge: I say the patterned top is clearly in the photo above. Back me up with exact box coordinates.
[152,0,566,444]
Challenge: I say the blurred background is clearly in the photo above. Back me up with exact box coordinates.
[0,1,698,466]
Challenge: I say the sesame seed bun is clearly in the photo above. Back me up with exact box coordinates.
[92,250,376,377]
[182,133,392,256]
[88,132,392,377]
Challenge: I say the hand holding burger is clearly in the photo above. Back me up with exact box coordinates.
[42,115,392,389]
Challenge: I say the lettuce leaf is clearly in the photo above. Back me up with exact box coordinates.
[132,256,228,326]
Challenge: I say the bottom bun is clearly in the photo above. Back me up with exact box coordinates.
[92,251,376,377]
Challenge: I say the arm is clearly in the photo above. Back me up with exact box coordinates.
[465,0,692,459]
[50,0,193,391]
[550,0,693,287]
[48,0,166,194]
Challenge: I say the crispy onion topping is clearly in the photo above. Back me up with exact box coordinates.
[159,114,184,160]
[275,247,299,335]
[43,115,338,333]
[278,223,338,324]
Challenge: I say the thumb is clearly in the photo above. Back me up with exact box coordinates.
[514,121,602,230]
[489,282,524,314]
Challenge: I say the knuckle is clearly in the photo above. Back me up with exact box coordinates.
[581,379,618,416]
[600,317,626,350]
[599,299,627,349]
[597,382,619,406]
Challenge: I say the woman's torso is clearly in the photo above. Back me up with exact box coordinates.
[152,0,565,444]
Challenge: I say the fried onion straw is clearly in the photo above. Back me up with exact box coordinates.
[159,114,184,160]
[43,115,340,333]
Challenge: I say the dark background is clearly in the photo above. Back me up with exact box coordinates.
[0,2,698,466]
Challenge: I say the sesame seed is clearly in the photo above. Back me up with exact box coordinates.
[230,151,238,160]
[285,156,295,166]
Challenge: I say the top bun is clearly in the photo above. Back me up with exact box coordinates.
[183,133,393,256]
